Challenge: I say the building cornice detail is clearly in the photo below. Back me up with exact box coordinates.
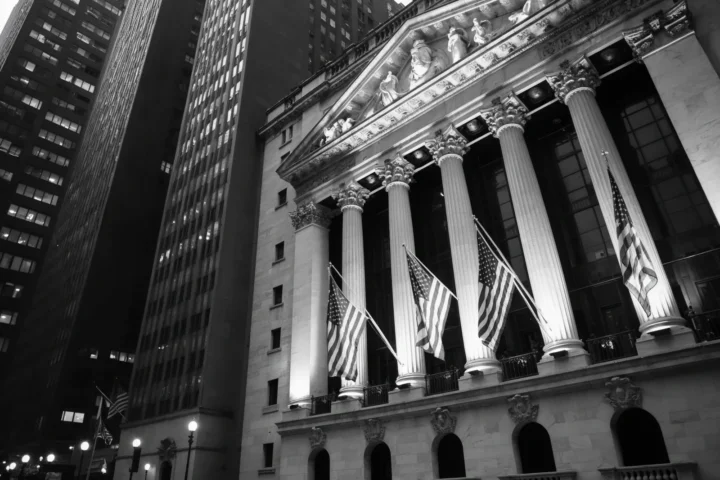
[622,1,691,60]
[289,202,332,230]
[546,56,601,104]
[381,155,415,190]
[479,92,530,137]
[333,182,370,212]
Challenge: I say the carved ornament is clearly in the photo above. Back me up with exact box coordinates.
[381,155,415,189]
[623,1,691,59]
[156,438,177,461]
[289,202,332,231]
[294,156,355,198]
[507,394,539,424]
[309,427,327,449]
[546,56,601,103]
[430,407,457,435]
[364,418,386,444]
[333,181,370,212]
[479,92,530,137]
[604,376,643,411]
[425,125,469,164]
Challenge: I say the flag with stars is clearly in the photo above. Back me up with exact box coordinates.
[610,168,657,316]
[405,249,453,361]
[327,274,366,382]
[477,229,514,351]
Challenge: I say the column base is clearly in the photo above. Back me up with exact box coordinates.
[459,370,501,391]
[543,338,587,356]
[339,385,364,399]
[388,385,426,404]
[464,357,501,375]
[636,325,696,357]
[537,349,591,376]
[638,315,688,336]
[396,373,426,388]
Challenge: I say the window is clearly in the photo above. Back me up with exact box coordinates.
[39,129,76,149]
[1,227,44,249]
[16,184,59,206]
[0,137,22,157]
[110,350,135,363]
[271,328,281,349]
[7,204,51,227]
[0,310,18,325]
[277,189,287,206]
[90,348,99,359]
[45,111,82,133]
[272,285,283,306]
[275,242,284,261]
[161,161,172,174]
[60,411,85,423]
[0,337,9,353]
[0,169,12,182]
[263,443,274,468]
[268,379,278,406]
[32,146,71,167]
[24,165,64,185]
[0,282,24,298]
[0,252,37,273]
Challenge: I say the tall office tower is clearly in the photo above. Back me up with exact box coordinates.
[0,0,123,376]
[109,0,308,479]
[0,0,203,457]
[308,0,402,73]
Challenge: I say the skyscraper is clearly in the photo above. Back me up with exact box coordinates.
[0,0,203,456]
[0,0,123,377]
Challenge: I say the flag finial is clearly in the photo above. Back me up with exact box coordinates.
[601,149,610,166]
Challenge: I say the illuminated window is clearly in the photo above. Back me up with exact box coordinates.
[60,411,85,423]
[0,310,18,325]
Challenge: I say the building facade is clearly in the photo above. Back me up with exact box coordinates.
[245,0,720,478]
[0,0,124,378]
[0,0,203,457]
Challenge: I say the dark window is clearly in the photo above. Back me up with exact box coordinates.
[517,422,556,474]
[275,242,285,261]
[278,188,287,206]
[271,328,281,349]
[268,379,278,406]
[272,285,283,306]
[437,434,466,479]
[312,449,330,480]
[615,408,669,466]
[369,442,392,480]
[263,443,274,468]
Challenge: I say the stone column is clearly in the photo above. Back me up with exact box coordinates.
[479,93,587,357]
[288,202,331,405]
[380,155,426,387]
[333,181,370,397]
[624,1,720,222]
[425,126,499,373]
[547,57,685,336]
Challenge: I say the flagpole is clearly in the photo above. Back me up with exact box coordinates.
[473,218,552,337]
[402,245,458,301]
[328,263,404,366]
[96,385,126,420]
[85,400,103,480]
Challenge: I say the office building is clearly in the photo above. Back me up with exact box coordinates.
[244,0,720,478]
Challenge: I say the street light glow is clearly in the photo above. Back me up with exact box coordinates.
[47,454,55,463]
[145,464,151,471]
[21,455,30,463]
[8,463,16,470]
[188,420,198,432]
[80,441,90,451]
[132,438,142,448]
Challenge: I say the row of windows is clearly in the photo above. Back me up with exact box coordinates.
[23,43,59,66]
[0,282,24,299]
[110,350,135,363]
[81,20,111,40]
[0,337,8,353]
[0,138,21,157]
[35,18,67,40]
[60,411,84,423]
[30,30,63,52]
[39,129,76,149]
[45,111,82,133]
[52,96,86,115]
[7,204,52,227]
[32,146,71,167]
[70,43,103,63]
[3,85,43,109]
[49,0,77,16]
[1,227,44,249]
[0,169,12,182]
[0,252,37,274]
[25,165,64,186]
[60,71,96,93]
[16,183,60,206]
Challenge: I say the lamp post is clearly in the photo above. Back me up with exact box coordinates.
[19,455,29,480]
[8,463,16,480]
[46,454,55,464]
[77,442,89,480]
[144,464,150,480]
[183,421,198,480]
[129,439,142,480]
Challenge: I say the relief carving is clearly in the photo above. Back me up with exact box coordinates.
[409,36,449,89]
[309,427,327,449]
[364,418,386,444]
[447,26,470,63]
[430,407,457,435]
[507,394,539,424]
[605,376,643,411]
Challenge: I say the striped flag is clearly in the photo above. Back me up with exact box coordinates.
[107,384,128,419]
[610,168,657,316]
[477,229,515,350]
[96,417,113,445]
[405,250,453,361]
[327,275,367,382]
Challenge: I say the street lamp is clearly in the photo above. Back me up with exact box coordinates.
[18,455,29,480]
[144,464,150,480]
[46,454,55,463]
[77,441,89,480]
[129,439,142,480]
[183,420,198,480]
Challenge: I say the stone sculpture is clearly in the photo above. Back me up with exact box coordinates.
[379,71,401,106]
[471,18,494,46]
[447,26,469,63]
[510,0,555,25]
[409,38,448,89]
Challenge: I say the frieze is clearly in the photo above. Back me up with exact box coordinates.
[507,394,539,424]
[289,202,332,231]
[294,157,355,198]
[604,376,642,411]
[430,407,457,435]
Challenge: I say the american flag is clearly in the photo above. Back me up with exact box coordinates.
[610,168,657,316]
[405,249,452,361]
[327,274,366,381]
[107,384,128,419]
[477,229,514,350]
[96,417,113,445]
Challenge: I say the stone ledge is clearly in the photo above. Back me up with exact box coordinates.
[262,404,279,415]
[258,467,276,475]
[267,347,281,355]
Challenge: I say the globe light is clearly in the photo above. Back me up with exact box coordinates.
[80,441,90,451]
[132,439,141,448]
[188,420,198,432]
[21,455,30,464]
[144,464,151,471]
[101,467,107,474]
[47,454,56,463]
[9,463,16,470]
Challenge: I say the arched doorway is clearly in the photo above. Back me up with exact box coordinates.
[368,442,392,480]
[516,422,557,474]
[436,434,466,479]
[309,448,330,480]
[614,408,670,466]
[159,461,172,480]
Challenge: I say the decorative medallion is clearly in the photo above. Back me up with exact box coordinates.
[381,155,415,189]
[430,407,457,435]
[289,202,332,230]
[333,181,370,212]
[546,56,601,103]
[157,438,177,462]
[425,125,469,164]
[604,376,642,411]
[309,427,327,449]
[507,394,539,424]
[479,92,530,137]
[364,418,386,444]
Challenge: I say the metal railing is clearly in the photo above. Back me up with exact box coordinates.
[310,393,337,416]
[500,352,539,381]
[425,368,459,396]
[688,308,720,342]
[598,462,698,480]
[498,472,577,480]
[362,384,390,407]
[586,330,638,364]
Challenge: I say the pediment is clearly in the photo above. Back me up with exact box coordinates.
[277,0,629,190]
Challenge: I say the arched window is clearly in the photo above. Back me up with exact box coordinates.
[309,448,330,480]
[436,434,466,479]
[614,408,670,466]
[160,461,172,480]
[368,442,392,480]
[516,422,557,474]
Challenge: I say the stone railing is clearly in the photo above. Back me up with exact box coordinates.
[598,463,699,480]
[499,472,577,480]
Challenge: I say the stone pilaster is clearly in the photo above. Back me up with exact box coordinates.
[547,57,685,335]
[425,125,498,373]
[480,93,586,357]
[288,202,332,404]
[333,182,371,397]
[380,155,425,387]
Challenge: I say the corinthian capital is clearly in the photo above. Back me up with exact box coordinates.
[289,201,332,230]
[425,125,469,165]
[479,93,530,137]
[333,181,370,212]
[380,155,415,190]
[546,56,601,104]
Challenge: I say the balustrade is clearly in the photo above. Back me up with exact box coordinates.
[425,368,459,396]
[586,331,638,364]
[499,471,577,480]
[309,393,337,416]
[688,308,720,342]
[500,352,539,381]
[362,384,390,407]
[598,463,698,480]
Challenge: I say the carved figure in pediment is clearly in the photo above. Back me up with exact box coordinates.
[409,38,448,89]
[338,117,354,133]
[471,18,494,46]
[323,122,340,145]
[447,27,469,63]
[509,0,556,25]
[379,71,402,107]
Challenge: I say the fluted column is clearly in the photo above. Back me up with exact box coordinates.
[333,181,370,397]
[381,155,426,386]
[426,126,499,373]
[547,57,684,335]
[480,93,586,356]
[288,202,332,404]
